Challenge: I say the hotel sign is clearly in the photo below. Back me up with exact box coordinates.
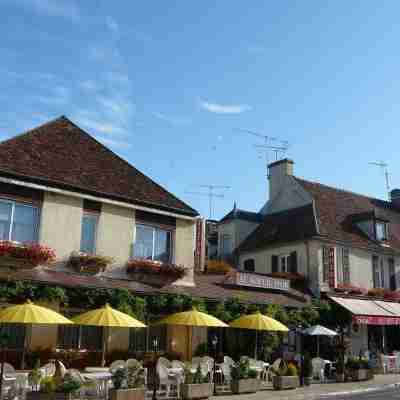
[236,272,290,292]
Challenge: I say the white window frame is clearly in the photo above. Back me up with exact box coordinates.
[134,223,174,263]
[80,212,99,255]
[0,198,39,242]
[279,254,290,273]
[373,255,386,288]
[336,247,350,285]
[376,221,388,241]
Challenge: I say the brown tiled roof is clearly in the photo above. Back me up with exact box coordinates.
[0,116,198,216]
[295,177,400,253]
[237,204,317,253]
[0,268,310,308]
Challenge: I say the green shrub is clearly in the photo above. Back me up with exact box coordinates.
[194,342,208,357]
[287,363,298,376]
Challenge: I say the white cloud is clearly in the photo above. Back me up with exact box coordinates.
[76,116,128,136]
[106,16,119,32]
[96,136,131,150]
[10,0,80,21]
[152,111,191,126]
[200,100,252,114]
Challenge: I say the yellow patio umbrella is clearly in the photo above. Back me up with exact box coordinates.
[229,311,289,359]
[155,308,228,359]
[0,300,73,397]
[72,303,146,366]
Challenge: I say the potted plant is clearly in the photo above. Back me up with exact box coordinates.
[27,371,82,400]
[302,353,313,386]
[345,357,374,381]
[68,252,113,275]
[181,364,214,400]
[272,361,300,390]
[126,258,187,279]
[0,240,55,269]
[109,360,146,400]
[230,359,260,394]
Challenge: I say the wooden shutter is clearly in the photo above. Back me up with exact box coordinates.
[290,251,298,273]
[271,255,278,273]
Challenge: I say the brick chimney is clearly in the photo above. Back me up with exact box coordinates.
[390,189,400,208]
[267,158,294,201]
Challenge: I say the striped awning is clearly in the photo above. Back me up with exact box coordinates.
[330,296,400,325]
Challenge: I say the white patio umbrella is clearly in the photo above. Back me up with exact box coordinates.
[302,325,337,357]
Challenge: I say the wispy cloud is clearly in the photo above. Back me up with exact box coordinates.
[96,136,131,150]
[200,100,252,114]
[75,116,128,136]
[152,111,191,126]
[10,0,80,21]
[106,16,119,33]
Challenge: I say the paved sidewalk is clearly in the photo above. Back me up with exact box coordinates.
[214,375,400,400]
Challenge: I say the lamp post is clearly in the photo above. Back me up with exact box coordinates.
[152,337,159,400]
[211,334,218,395]
[335,325,348,382]
[296,324,304,387]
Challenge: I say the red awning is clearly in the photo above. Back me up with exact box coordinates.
[330,296,400,325]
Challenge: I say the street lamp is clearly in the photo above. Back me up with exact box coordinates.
[152,337,159,400]
[211,334,218,394]
[295,324,304,387]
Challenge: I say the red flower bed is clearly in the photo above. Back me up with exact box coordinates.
[126,258,187,279]
[0,241,55,267]
[335,284,366,295]
[383,290,400,301]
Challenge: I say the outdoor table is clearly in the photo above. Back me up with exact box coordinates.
[382,355,397,373]
[82,371,112,400]
[85,367,110,373]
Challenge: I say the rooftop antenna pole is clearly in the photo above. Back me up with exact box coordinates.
[369,161,390,200]
[185,185,231,219]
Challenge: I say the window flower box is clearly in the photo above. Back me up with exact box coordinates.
[126,258,187,279]
[367,288,387,298]
[68,252,113,275]
[0,241,55,269]
[335,284,366,295]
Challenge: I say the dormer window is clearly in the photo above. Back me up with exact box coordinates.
[376,221,388,241]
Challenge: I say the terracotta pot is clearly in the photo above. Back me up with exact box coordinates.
[272,376,300,390]
[180,383,214,399]
[231,379,260,394]
[109,388,146,400]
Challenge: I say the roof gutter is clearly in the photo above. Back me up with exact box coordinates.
[0,176,198,221]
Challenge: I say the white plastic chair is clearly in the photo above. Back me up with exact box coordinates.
[109,360,126,372]
[0,363,15,375]
[41,362,56,378]
[157,363,179,398]
[220,362,232,385]
[223,356,234,366]
[68,369,101,399]
[312,357,326,382]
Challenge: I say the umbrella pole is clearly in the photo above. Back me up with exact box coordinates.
[254,330,258,360]
[21,325,30,370]
[102,327,108,367]
[317,336,319,358]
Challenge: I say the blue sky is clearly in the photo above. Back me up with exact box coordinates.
[1,1,400,219]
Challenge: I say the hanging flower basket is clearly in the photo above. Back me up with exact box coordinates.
[68,252,113,275]
[0,241,55,269]
[126,258,187,279]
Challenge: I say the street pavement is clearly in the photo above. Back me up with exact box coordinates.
[214,375,400,400]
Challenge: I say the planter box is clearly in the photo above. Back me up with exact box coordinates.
[348,369,374,381]
[27,392,73,400]
[272,376,299,390]
[231,379,260,394]
[180,383,214,399]
[0,255,36,270]
[109,388,146,400]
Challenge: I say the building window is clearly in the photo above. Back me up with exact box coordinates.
[376,221,388,241]
[80,213,99,254]
[337,248,350,285]
[373,255,385,288]
[271,252,297,274]
[243,259,255,272]
[389,258,396,291]
[322,247,330,283]
[129,326,166,352]
[134,224,172,263]
[58,326,103,350]
[221,234,232,257]
[0,199,39,243]
[280,255,290,273]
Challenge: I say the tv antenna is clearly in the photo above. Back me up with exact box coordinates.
[185,184,231,219]
[369,161,390,200]
[235,128,289,174]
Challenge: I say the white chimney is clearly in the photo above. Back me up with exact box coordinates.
[267,158,294,201]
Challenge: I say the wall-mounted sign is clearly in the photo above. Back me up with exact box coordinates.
[235,272,290,291]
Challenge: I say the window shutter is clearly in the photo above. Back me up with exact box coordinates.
[271,255,278,273]
[290,251,298,273]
